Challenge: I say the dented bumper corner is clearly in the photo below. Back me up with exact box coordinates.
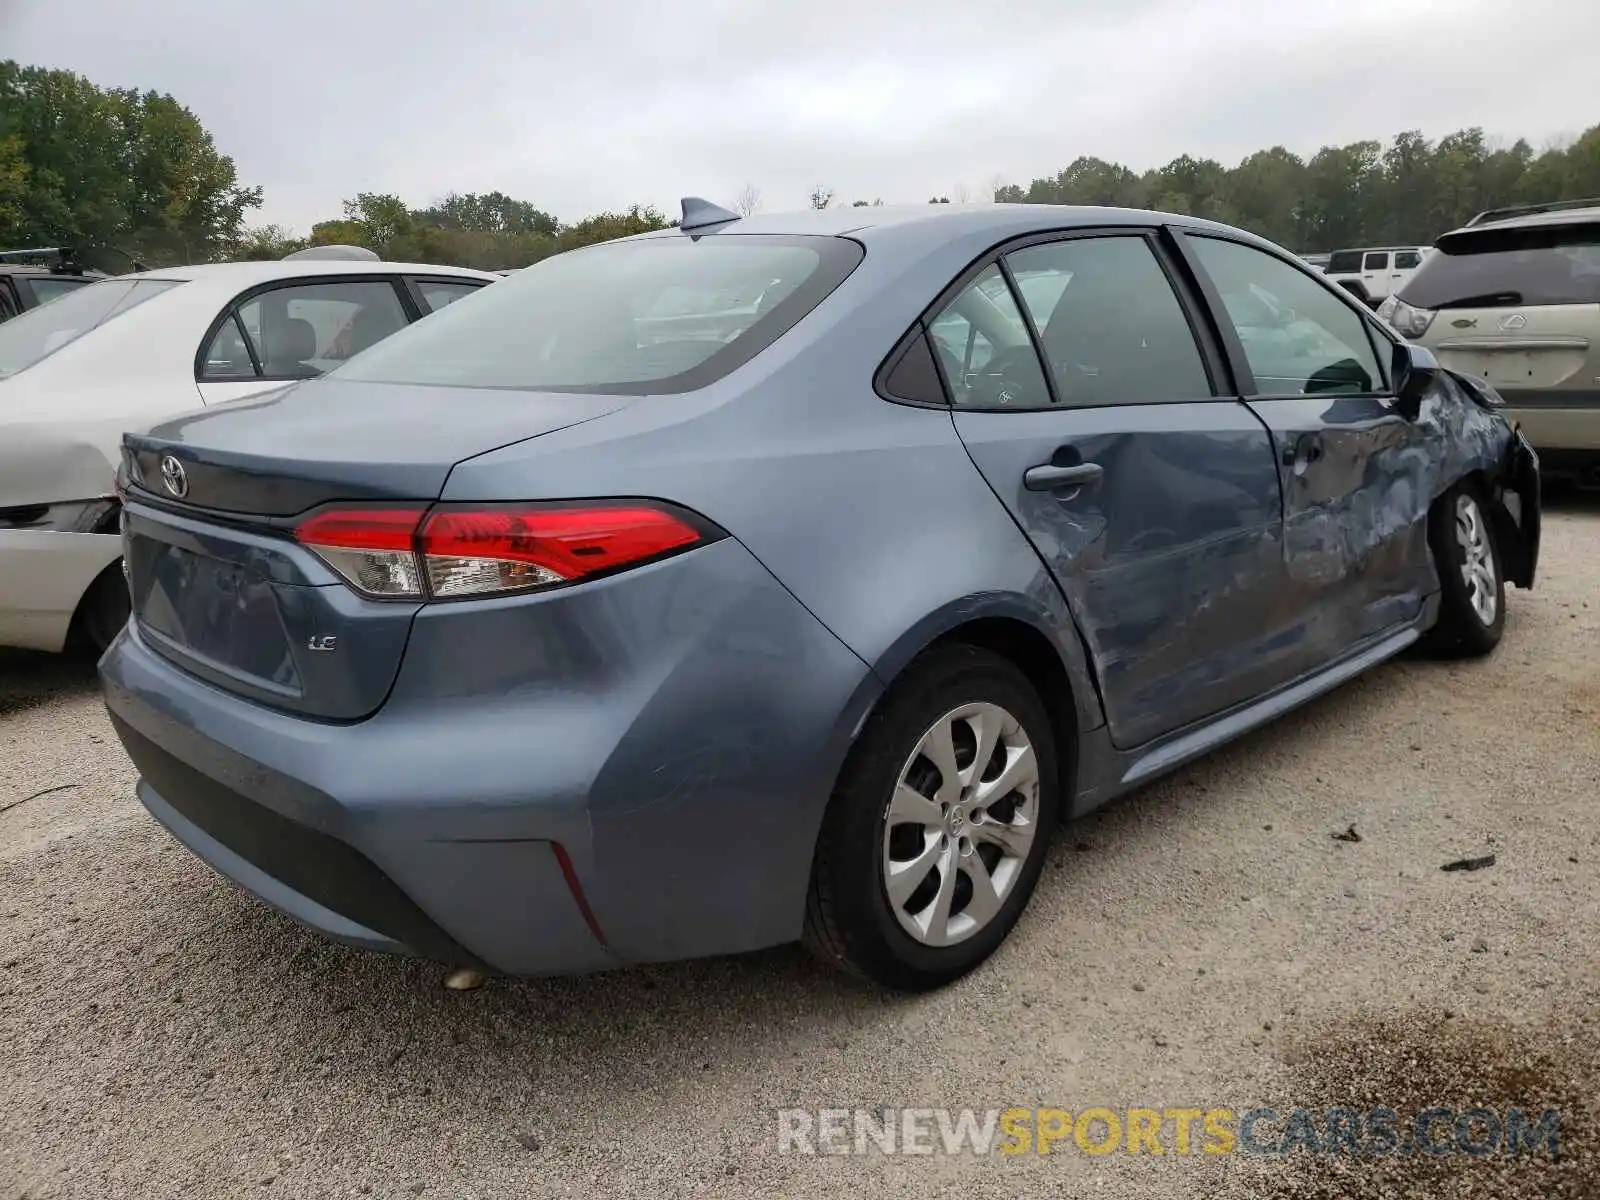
[1494,428,1541,590]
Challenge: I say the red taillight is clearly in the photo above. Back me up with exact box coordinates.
[296,507,429,598]
[295,508,424,552]
[293,502,709,600]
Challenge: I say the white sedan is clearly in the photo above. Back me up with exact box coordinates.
[0,255,498,653]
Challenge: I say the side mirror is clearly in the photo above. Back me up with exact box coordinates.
[1392,340,1439,420]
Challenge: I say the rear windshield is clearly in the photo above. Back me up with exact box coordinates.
[1326,251,1365,273]
[1400,238,1600,309]
[335,234,863,393]
[0,277,183,379]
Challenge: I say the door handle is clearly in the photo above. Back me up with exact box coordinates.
[1024,461,1104,491]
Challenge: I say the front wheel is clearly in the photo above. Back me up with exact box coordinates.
[804,644,1060,991]
[1420,485,1505,658]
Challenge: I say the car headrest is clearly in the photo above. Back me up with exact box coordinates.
[270,318,319,367]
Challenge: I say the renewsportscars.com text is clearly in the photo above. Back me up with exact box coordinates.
[777,1105,1561,1158]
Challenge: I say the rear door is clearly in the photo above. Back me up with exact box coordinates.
[1178,232,1430,672]
[195,276,416,405]
[1391,249,1423,293]
[942,230,1290,749]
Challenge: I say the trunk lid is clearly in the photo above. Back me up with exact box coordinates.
[1430,303,1597,392]
[120,377,634,720]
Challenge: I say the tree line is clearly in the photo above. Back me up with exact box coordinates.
[3,59,1597,273]
[992,127,1600,250]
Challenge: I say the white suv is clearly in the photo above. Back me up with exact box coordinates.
[1324,246,1432,308]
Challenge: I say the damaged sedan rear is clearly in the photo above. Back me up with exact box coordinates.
[99,201,1539,992]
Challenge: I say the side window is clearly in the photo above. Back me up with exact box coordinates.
[414,279,484,313]
[0,282,17,322]
[1005,236,1212,407]
[26,277,90,306]
[199,314,258,379]
[880,330,947,406]
[1187,236,1384,396]
[1393,251,1421,270]
[927,264,1052,409]
[1363,251,1390,271]
[199,279,409,382]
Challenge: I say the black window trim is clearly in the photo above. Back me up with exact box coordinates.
[193,274,419,383]
[400,273,489,315]
[1170,229,1397,402]
[0,278,17,319]
[874,224,1235,414]
[994,255,1063,408]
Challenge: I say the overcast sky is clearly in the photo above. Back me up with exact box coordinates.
[4,0,1597,233]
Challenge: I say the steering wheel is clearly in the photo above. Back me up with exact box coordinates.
[964,345,1056,407]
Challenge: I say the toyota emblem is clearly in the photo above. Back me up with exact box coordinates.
[159,454,189,499]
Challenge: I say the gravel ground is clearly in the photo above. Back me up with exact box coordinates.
[2,497,1596,1200]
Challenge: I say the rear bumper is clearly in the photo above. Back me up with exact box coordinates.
[1496,389,1600,453]
[0,528,121,652]
[100,537,879,976]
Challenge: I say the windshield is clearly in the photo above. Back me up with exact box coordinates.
[335,234,863,393]
[1400,238,1600,309]
[0,277,183,379]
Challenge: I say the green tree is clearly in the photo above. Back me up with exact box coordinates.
[1002,123,1600,251]
[230,224,306,261]
[1223,147,1307,246]
[0,59,260,266]
[418,191,558,237]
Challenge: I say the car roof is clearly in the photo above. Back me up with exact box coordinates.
[1435,203,1600,253]
[0,263,85,277]
[1327,246,1429,254]
[632,202,1250,246]
[99,259,500,285]
[1461,204,1600,231]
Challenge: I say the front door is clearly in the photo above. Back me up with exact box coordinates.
[1179,232,1433,670]
[936,232,1290,749]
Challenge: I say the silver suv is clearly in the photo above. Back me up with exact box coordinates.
[1380,198,1600,484]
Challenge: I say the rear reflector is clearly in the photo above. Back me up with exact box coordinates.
[294,502,710,600]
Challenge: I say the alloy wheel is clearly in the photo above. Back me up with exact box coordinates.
[1454,493,1498,626]
[881,702,1040,947]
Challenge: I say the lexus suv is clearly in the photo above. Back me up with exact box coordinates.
[1379,198,1600,485]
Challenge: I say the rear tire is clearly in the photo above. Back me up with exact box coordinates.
[804,644,1060,991]
[75,562,131,655]
[1419,485,1505,658]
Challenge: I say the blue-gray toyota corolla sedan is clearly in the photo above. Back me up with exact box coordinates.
[101,201,1541,991]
